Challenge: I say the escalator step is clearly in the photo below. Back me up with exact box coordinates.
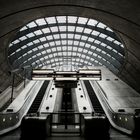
[84,80,104,114]
[28,81,49,114]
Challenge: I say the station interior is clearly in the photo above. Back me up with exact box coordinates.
[0,0,140,140]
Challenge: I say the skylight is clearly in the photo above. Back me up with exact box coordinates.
[8,16,125,73]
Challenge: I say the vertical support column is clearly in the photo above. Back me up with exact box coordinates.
[23,77,26,88]
[11,73,15,103]
[50,114,52,136]
[64,88,68,129]
[79,114,82,135]
[23,68,26,88]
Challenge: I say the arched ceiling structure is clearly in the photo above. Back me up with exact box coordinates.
[0,0,140,93]
[8,16,125,74]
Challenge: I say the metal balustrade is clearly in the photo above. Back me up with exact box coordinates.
[90,80,135,135]
[0,81,44,135]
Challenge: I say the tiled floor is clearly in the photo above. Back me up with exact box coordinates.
[0,127,139,140]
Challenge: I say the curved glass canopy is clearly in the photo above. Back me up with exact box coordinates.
[8,16,125,73]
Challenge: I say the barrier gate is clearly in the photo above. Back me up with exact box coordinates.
[48,112,86,136]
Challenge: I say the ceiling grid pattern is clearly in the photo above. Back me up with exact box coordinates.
[8,16,125,73]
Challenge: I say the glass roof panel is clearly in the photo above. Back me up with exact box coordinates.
[36,19,46,26]
[8,16,125,74]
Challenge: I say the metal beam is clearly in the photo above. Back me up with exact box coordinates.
[31,69,102,81]
[17,52,119,73]
[15,23,120,41]
[9,41,123,65]
[12,46,122,69]
[9,40,124,67]
[9,32,124,55]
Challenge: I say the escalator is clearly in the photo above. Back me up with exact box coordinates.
[27,81,49,114]
[84,80,110,139]
[20,81,50,139]
[84,80,104,114]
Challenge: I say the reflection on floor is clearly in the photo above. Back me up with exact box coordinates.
[0,127,139,140]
